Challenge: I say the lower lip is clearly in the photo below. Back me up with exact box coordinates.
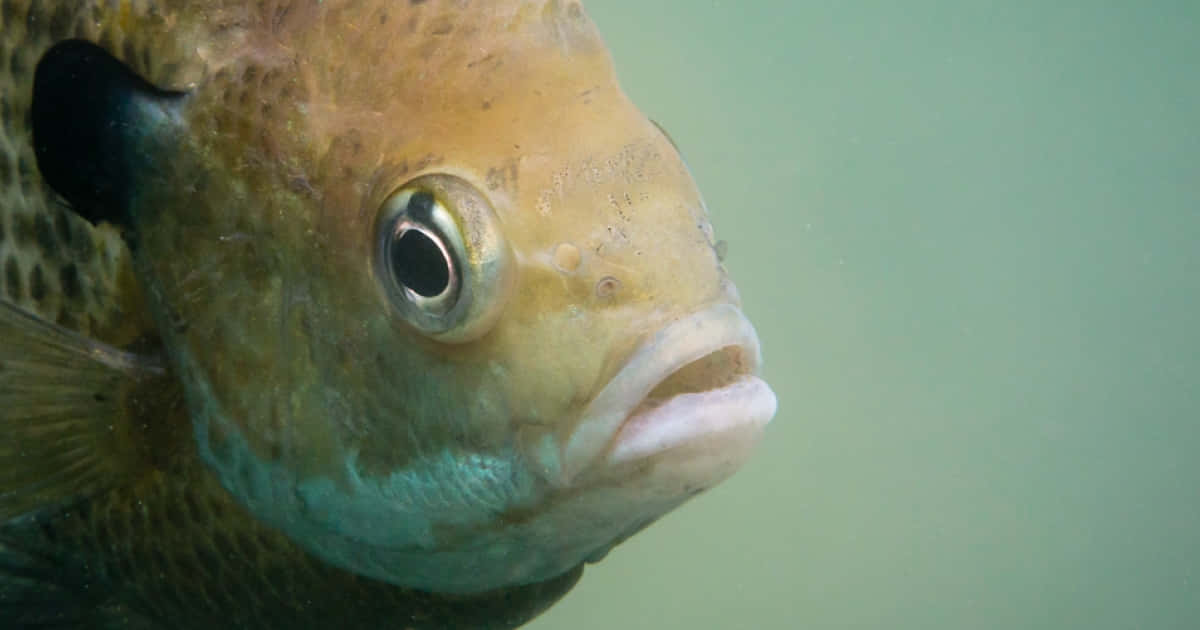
[606,375,777,465]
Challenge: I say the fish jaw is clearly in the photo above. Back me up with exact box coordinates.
[475,303,777,587]
[558,303,776,485]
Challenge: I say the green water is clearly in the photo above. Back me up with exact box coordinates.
[531,2,1200,628]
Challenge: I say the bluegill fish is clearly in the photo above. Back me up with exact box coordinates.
[0,1,777,628]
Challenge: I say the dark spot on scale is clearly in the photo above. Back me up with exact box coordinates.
[19,173,36,198]
[482,100,492,110]
[115,550,135,581]
[0,151,12,185]
[123,38,138,67]
[23,1,37,33]
[96,27,118,59]
[28,264,47,302]
[16,155,36,196]
[194,545,223,580]
[4,256,21,300]
[37,518,59,545]
[60,262,81,300]
[149,547,169,575]
[140,45,153,73]
[54,210,72,245]
[164,497,188,532]
[0,0,16,25]
[9,47,25,81]
[130,546,152,579]
[34,213,57,252]
[56,309,77,329]
[48,3,74,40]
[70,222,96,262]
[17,153,34,181]
[185,492,207,527]
[410,0,428,5]
[13,213,34,247]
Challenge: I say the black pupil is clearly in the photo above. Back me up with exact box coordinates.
[390,229,450,298]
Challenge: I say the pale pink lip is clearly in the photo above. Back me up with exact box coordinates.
[561,303,777,481]
[607,373,775,464]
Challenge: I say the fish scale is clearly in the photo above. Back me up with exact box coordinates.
[0,1,585,627]
[2,457,578,629]
[1,0,774,626]
[0,0,175,346]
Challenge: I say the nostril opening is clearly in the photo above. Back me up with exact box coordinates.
[595,276,621,299]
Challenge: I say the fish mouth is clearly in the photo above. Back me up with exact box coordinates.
[561,303,777,483]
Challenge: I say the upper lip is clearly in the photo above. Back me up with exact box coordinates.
[559,303,766,482]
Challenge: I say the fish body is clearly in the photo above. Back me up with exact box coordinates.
[0,1,776,628]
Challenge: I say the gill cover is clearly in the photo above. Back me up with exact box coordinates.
[32,40,185,231]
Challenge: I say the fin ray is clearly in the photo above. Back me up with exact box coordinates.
[0,299,165,521]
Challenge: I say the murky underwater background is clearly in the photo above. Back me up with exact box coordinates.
[531,1,1200,628]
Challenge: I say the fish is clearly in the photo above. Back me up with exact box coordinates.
[0,1,778,628]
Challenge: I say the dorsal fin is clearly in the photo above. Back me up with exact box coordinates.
[31,39,186,230]
[0,299,177,521]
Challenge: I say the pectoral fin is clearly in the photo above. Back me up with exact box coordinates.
[0,299,174,521]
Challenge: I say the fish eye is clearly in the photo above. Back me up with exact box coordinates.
[391,224,451,298]
[375,174,513,342]
[381,190,461,313]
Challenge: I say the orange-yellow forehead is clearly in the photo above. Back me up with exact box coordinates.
[178,0,725,321]
[169,0,643,267]
[265,0,613,148]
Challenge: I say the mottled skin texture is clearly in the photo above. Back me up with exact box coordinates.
[1,0,736,626]
[0,0,156,343]
[0,1,604,627]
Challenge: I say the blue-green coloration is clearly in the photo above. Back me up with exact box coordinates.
[0,1,778,628]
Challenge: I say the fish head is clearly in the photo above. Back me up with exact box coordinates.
[122,1,776,593]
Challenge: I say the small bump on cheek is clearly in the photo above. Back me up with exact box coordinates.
[552,242,581,273]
